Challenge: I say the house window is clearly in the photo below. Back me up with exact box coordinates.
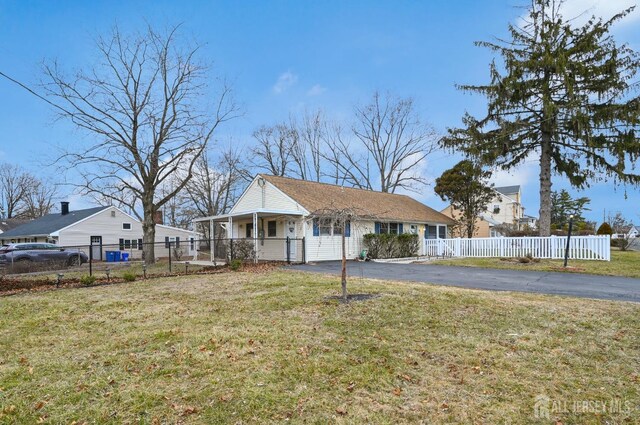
[190,237,195,250]
[267,220,277,237]
[120,239,139,250]
[493,205,500,214]
[123,223,132,230]
[245,224,253,238]
[319,220,332,236]
[410,224,418,234]
[375,222,401,234]
[333,221,343,235]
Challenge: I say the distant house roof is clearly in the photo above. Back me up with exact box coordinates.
[261,175,455,224]
[494,185,521,196]
[0,218,31,234]
[0,206,109,238]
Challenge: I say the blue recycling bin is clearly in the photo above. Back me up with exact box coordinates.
[121,252,129,262]
[106,251,117,262]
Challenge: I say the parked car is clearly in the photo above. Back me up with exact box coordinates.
[0,243,88,268]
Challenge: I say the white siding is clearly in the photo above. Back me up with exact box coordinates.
[230,218,303,262]
[231,178,305,214]
[57,206,197,260]
[304,220,373,262]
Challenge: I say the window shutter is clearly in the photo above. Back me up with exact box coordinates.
[176,237,180,247]
[345,221,351,237]
[138,239,143,250]
[313,219,319,236]
[398,223,404,234]
[165,237,170,248]
[119,238,124,250]
[374,222,381,234]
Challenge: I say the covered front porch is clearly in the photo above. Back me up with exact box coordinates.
[193,209,307,264]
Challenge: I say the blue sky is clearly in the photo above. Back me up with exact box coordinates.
[0,0,639,224]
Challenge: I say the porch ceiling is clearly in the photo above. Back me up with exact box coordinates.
[193,209,305,223]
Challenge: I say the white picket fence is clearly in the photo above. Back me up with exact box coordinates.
[424,235,611,261]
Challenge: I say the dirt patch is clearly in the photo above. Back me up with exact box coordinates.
[324,293,381,303]
[0,262,296,297]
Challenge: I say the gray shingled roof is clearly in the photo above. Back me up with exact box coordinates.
[0,218,30,233]
[494,185,520,196]
[0,206,109,238]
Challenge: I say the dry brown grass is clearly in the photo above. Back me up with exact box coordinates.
[0,270,638,423]
[431,250,640,279]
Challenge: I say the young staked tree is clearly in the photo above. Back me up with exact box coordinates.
[309,206,364,302]
[443,0,640,236]
[42,25,236,263]
[434,160,495,238]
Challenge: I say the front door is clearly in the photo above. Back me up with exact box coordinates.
[90,236,102,261]
[285,220,296,259]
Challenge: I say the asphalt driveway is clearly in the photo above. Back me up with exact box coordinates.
[290,261,640,302]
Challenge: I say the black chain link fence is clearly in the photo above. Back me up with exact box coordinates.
[0,237,305,285]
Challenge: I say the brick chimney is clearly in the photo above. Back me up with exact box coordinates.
[61,202,70,215]
[154,210,163,225]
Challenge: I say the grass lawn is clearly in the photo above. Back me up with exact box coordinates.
[430,250,640,279]
[1,270,638,423]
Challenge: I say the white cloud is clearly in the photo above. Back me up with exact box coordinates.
[518,0,639,28]
[560,0,639,25]
[490,160,537,189]
[307,84,327,96]
[272,71,298,94]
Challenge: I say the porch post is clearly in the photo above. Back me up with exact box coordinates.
[253,212,258,264]
[209,219,214,265]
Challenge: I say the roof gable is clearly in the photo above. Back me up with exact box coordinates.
[0,206,109,238]
[260,175,455,224]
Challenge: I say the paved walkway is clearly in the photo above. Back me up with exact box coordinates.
[291,261,640,303]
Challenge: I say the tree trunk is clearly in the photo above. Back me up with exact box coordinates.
[341,231,347,302]
[142,201,157,264]
[538,134,552,237]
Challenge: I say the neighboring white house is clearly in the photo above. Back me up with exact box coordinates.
[194,175,456,262]
[487,185,526,227]
[0,202,198,260]
[612,225,640,239]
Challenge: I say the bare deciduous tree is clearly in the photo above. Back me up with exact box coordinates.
[42,25,237,263]
[249,124,296,177]
[289,110,325,182]
[0,164,57,219]
[19,176,57,219]
[0,164,30,218]
[184,147,246,218]
[325,92,437,193]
